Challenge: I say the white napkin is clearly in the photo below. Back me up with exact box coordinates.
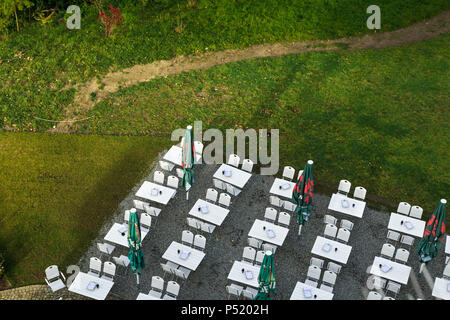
[281,183,291,190]
[303,288,312,298]
[404,221,414,229]
[179,250,191,260]
[245,271,253,280]
[223,170,232,177]
[322,243,332,252]
[380,264,392,273]
[200,205,209,214]
[266,229,276,238]
[151,188,159,196]
[87,282,97,291]
[118,225,127,233]
[341,199,349,208]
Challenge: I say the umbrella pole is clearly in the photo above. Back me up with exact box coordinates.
[136,273,140,285]
[419,263,425,274]
[186,190,189,200]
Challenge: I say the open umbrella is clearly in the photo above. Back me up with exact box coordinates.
[127,208,145,285]
[254,251,276,300]
[181,125,195,200]
[292,160,314,227]
[417,199,447,273]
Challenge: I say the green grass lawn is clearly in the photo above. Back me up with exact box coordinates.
[73,33,449,215]
[0,132,170,286]
[0,0,448,130]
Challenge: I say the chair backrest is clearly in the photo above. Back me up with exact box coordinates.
[213,178,225,190]
[353,186,367,200]
[218,193,231,207]
[124,210,130,222]
[327,262,342,274]
[161,263,174,275]
[97,243,108,254]
[381,243,395,259]
[338,179,351,194]
[400,235,414,247]
[324,224,338,239]
[297,170,304,180]
[397,202,411,215]
[269,195,283,208]
[319,283,334,293]
[193,234,206,250]
[386,230,400,242]
[90,257,102,272]
[151,276,164,292]
[409,205,423,219]
[176,168,184,179]
[45,265,60,281]
[248,237,262,249]
[336,228,350,243]
[310,257,324,269]
[386,281,401,294]
[206,188,218,203]
[282,166,295,180]
[340,219,354,231]
[443,264,450,278]
[283,201,297,212]
[166,281,180,297]
[200,222,215,234]
[103,261,116,277]
[255,250,265,265]
[227,154,240,167]
[242,246,256,263]
[304,279,318,288]
[371,276,387,290]
[226,285,240,297]
[225,183,237,196]
[113,256,127,267]
[140,213,152,229]
[173,268,188,280]
[167,175,179,189]
[264,207,277,222]
[323,214,338,225]
[241,159,254,173]
[186,217,200,230]
[241,289,256,299]
[144,205,160,217]
[154,170,165,184]
[262,243,277,254]
[277,212,291,227]
[159,160,171,171]
[133,199,149,211]
[194,141,203,154]
[181,230,194,245]
[307,265,321,281]
[322,270,337,286]
[367,291,382,300]
[394,248,410,263]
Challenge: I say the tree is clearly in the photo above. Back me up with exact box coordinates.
[0,0,33,33]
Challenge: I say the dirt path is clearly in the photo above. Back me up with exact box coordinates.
[52,10,450,133]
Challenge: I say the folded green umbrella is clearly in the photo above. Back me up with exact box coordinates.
[254,251,276,300]
[127,208,145,284]
[181,125,195,200]
[292,160,314,226]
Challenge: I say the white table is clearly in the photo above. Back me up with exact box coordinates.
[163,145,202,168]
[104,223,149,247]
[135,181,176,205]
[289,281,334,300]
[162,241,206,271]
[68,272,114,300]
[369,256,411,285]
[269,178,296,199]
[311,236,352,265]
[213,164,252,189]
[227,260,260,288]
[445,235,450,255]
[189,199,230,226]
[328,193,366,219]
[432,277,450,300]
[136,293,162,300]
[387,212,425,238]
[248,219,289,246]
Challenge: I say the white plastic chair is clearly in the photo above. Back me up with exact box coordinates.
[443,264,450,280]
[176,168,184,179]
[324,224,338,239]
[383,296,396,300]
[381,243,395,259]
[322,270,337,286]
[327,262,342,274]
[371,276,387,290]
[140,213,152,233]
[173,267,191,282]
[193,234,206,251]
[397,202,411,215]
[283,201,297,212]
[282,166,295,181]
[269,195,284,208]
[227,154,240,167]
[255,250,265,266]
[353,186,367,200]
[97,242,116,259]
[400,235,414,248]
[277,212,291,227]
[264,207,277,223]
[386,230,400,243]
[113,255,130,268]
[409,205,423,219]
[305,279,318,288]
[323,214,338,225]
[262,243,277,254]
[218,193,231,207]
[101,262,116,282]
[242,247,257,265]
[186,217,201,231]
[167,175,179,193]
[367,291,383,300]
[336,228,350,243]
[163,281,180,300]
[194,141,203,154]
[242,287,258,299]
[241,159,254,173]
[149,276,164,298]
[340,219,354,231]
[153,170,165,185]
[44,265,66,293]
[385,281,401,298]
[226,183,240,196]
[133,199,150,211]
[394,248,410,264]
[200,221,216,234]
[247,237,262,249]
[213,178,226,190]
[206,188,218,203]
[181,230,194,246]
[306,265,321,281]
[160,263,175,280]
[124,210,130,222]
[310,257,324,269]
[226,284,243,299]
[159,160,172,172]
[319,283,334,293]
[144,204,161,218]
[338,180,351,195]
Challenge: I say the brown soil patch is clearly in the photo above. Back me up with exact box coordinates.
[51,11,450,133]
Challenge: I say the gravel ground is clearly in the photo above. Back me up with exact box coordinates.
[77,151,446,300]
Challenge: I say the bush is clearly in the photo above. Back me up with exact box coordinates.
[0,254,5,279]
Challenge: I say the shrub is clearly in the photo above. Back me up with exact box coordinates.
[97,3,123,37]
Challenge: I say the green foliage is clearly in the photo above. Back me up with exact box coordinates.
[0,0,33,33]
